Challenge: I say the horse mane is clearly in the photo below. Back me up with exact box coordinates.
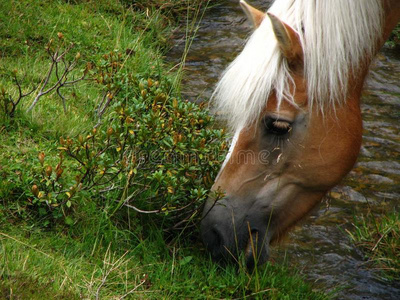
[211,0,384,131]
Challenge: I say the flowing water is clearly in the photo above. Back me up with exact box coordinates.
[168,1,400,299]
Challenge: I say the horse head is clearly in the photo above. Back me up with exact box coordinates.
[201,0,400,268]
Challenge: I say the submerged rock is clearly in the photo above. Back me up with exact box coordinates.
[331,186,368,203]
[367,174,394,184]
[358,161,400,176]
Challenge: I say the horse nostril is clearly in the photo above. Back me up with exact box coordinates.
[211,228,222,247]
[202,226,226,260]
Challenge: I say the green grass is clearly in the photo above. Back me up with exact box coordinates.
[0,221,329,299]
[347,210,400,281]
[0,0,330,298]
[0,0,171,136]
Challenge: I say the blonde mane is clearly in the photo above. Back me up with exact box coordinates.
[211,0,384,131]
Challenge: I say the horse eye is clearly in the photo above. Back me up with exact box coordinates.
[263,118,292,136]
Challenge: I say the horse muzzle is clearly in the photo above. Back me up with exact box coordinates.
[200,196,272,269]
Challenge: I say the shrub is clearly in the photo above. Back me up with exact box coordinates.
[1,51,228,232]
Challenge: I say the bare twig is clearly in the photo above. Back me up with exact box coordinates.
[98,89,120,118]
[3,74,37,116]
[56,84,67,113]
[118,279,146,300]
[124,203,160,214]
[26,43,86,112]
[27,52,58,111]
[95,245,130,300]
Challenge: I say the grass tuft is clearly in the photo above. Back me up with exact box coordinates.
[347,210,400,281]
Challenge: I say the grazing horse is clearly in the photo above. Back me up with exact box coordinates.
[201,0,400,268]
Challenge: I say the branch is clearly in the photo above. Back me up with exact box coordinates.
[8,74,37,116]
[98,88,120,118]
[27,43,84,112]
[123,203,160,214]
[56,84,67,113]
[27,56,57,112]
[118,279,146,300]
[57,61,86,113]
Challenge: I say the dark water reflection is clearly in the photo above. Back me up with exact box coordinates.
[167,1,400,299]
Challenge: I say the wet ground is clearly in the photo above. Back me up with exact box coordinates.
[167,1,400,299]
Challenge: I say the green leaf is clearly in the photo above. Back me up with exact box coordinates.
[65,216,74,226]
[179,256,193,266]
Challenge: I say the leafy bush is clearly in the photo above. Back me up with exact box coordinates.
[386,23,400,48]
[1,51,227,232]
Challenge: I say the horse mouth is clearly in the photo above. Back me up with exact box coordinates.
[245,231,258,257]
[200,196,272,268]
[244,230,269,269]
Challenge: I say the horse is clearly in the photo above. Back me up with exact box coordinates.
[200,0,400,269]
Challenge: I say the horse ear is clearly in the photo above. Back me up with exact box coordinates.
[267,13,302,63]
[240,0,265,29]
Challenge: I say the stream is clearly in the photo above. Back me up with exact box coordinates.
[168,1,400,299]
